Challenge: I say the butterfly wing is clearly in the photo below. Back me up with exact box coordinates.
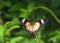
[19,17,30,24]
[19,17,32,32]
[19,17,48,34]
[33,18,48,33]
[37,18,48,25]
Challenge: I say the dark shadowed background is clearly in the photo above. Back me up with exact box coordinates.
[0,0,60,43]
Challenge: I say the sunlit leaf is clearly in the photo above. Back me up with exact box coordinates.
[0,24,4,42]
[27,2,35,13]
[10,36,24,43]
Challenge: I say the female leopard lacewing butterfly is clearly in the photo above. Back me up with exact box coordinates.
[19,17,47,34]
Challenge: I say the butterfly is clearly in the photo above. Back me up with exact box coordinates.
[19,17,48,34]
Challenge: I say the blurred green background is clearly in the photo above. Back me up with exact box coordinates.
[0,0,60,43]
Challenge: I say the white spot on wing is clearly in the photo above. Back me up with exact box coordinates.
[41,19,44,24]
[22,19,25,23]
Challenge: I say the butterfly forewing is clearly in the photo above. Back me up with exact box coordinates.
[33,22,41,32]
[25,22,33,32]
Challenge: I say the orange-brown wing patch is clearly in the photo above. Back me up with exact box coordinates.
[25,22,33,32]
[33,22,41,32]
[25,22,41,32]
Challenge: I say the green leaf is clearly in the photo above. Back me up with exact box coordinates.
[29,39,36,43]
[19,11,28,18]
[6,25,20,35]
[23,39,29,43]
[20,8,27,12]
[10,36,24,43]
[27,2,35,13]
[0,24,4,42]
[9,4,21,12]
[8,17,20,27]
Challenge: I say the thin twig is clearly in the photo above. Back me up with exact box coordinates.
[34,6,60,24]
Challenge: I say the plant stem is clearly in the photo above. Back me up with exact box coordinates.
[35,34,40,43]
[34,6,60,24]
[2,22,10,43]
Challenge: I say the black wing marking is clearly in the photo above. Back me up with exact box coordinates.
[37,18,48,26]
[19,17,25,23]
[19,17,30,25]
[19,17,32,33]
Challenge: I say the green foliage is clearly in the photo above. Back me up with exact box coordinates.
[0,24,4,42]
[0,0,60,43]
